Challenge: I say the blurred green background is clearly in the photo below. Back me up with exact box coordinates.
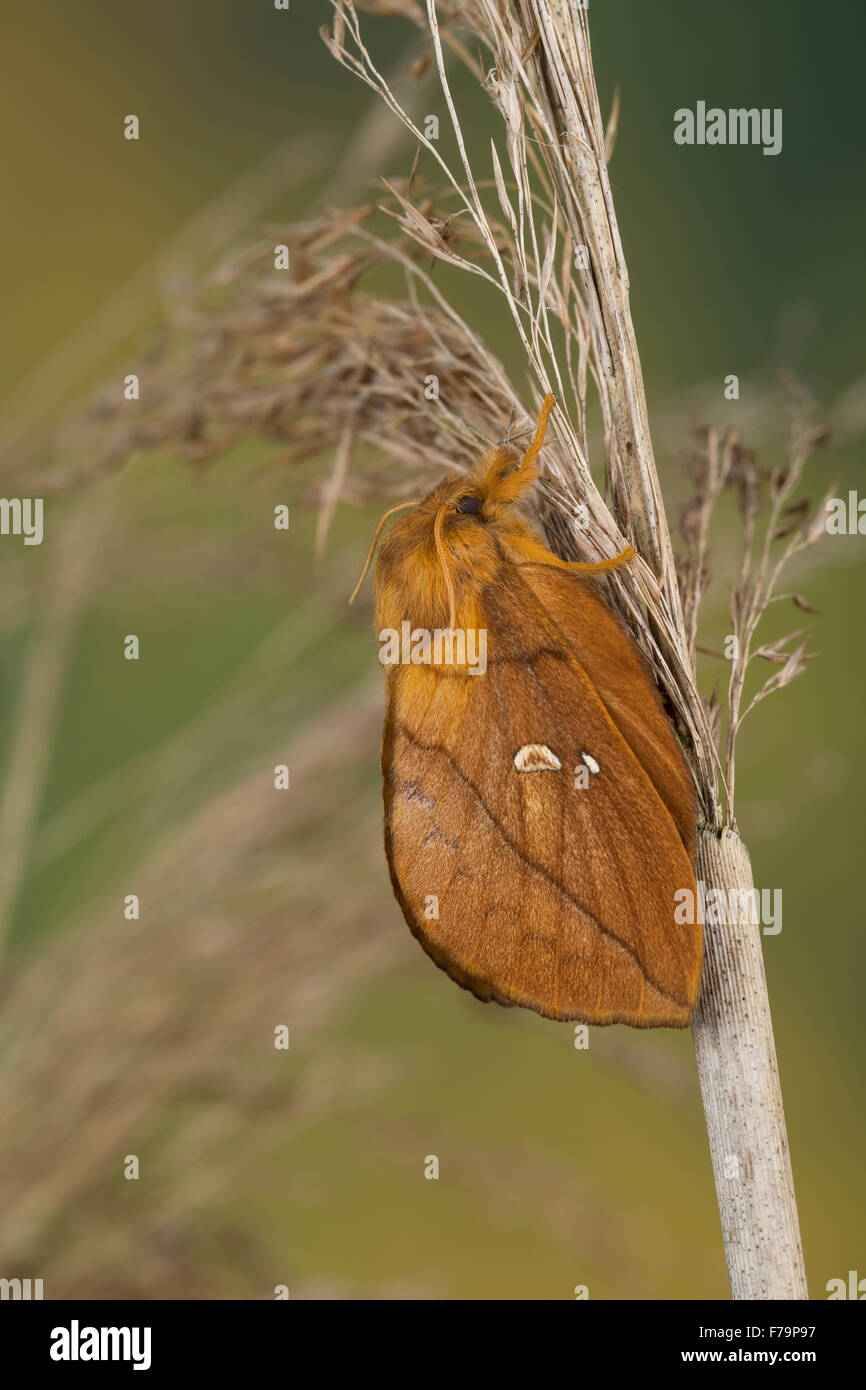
[0,0,863,1299]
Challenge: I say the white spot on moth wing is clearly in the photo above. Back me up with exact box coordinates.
[581,751,600,775]
[514,744,562,772]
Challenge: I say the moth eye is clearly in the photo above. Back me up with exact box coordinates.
[455,495,483,515]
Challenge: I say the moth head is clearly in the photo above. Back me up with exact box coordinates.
[351,394,557,628]
[459,388,556,520]
[383,389,554,540]
[428,444,539,525]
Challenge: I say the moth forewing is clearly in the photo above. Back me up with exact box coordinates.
[369,394,702,1027]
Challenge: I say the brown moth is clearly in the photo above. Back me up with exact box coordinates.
[355,394,702,1026]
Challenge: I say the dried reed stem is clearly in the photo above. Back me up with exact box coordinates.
[521,0,808,1299]
[693,832,808,1297]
